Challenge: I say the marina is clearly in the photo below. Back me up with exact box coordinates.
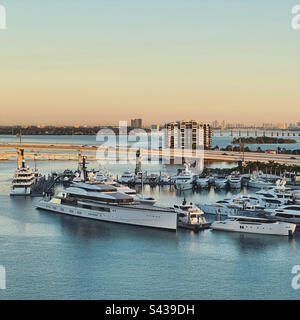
[2,137,300,300]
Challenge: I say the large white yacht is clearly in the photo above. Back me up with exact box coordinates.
[36,182,178,230]
[174,163,195,191]
[10,150,39,196]
[211,216,296,236]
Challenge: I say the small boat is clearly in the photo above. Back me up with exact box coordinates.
[119,170,135,184]
[159,173,170,184]
[248,176,273,189]
[214,176,228,189]
[228,173,242,189]
[196,177,210,189]
[134,171,147,184]
[211,216,296,236]
[147,173,159,185]
[174,199,211,231]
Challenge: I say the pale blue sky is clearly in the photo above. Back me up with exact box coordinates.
[0,1,299,125]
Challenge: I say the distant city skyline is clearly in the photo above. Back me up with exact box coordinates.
[0,1,299,125]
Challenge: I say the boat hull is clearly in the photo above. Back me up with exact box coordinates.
[10,187,31,196]
[36,201,178,231]
[211,221,295,236]
[175,183,193,191]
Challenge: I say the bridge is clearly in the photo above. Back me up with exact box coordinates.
[212,129,300,137]
[0,142,300,165]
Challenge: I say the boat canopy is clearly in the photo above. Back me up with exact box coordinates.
[72,182,117,192]
[65,187,134,202]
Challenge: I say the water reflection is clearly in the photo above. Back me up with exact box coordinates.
[38,208,179,245]
[211,229,295,252]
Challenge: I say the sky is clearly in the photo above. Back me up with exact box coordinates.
[0,0,299,125]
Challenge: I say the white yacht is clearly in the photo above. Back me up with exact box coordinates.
[134,171,147,184]
[293,191,300,204]
[147,173,159,184]
[198,196,266,216]
[214,177,228,189]
[228,173,242,189]
[36,183,178,231]
[10,151,39,196]
[174,200,210,230]
[266,205,300,225]
[255,183,294,208]
[211,216,296,236]
[10,165,36,196]
[196,177,210,189]
[248,177,273,189]
[174,163,195,191]
[159,173,170,184]
[119,170,135,184]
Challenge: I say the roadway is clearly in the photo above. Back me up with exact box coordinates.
[0,142,300,165]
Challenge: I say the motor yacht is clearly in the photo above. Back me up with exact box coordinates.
[214,176,228,189]
[10,156,39,196]
[211,216,296,236]
[248,177,273,189]
[196,176,210,189]
[174,200,210,230]
[266,204,300,225]
[228,173,242,189]
[36,182,178,230]
[174,163,195,191]
[119,170,135,184]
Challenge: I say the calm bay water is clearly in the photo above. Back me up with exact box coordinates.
[1,135,300,299]
[1,131,300,151]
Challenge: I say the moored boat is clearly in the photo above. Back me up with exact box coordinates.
[211,216,296,236]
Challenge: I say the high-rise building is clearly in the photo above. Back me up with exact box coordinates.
[201,122,212,148]
[131,119,143,129]
[164,122,179,148]
[164,120,211,149]
[179,120,204,150]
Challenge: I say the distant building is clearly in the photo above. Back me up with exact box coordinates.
[151,124,160,131]
[131,119,143,129]
[277,123,287,130]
